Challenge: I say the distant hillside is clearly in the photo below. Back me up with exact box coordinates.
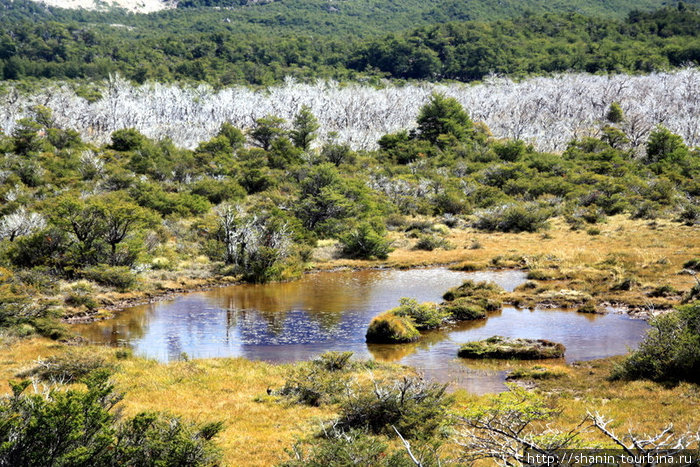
[9,0,700,30]
[0,1,698,85]
[29,0,174,12]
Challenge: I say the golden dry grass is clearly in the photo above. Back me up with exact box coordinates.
[1,338,698,464]
[315,215,700,308]
[0,339,407,466]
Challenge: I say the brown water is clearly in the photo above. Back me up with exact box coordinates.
[74,268,649,394]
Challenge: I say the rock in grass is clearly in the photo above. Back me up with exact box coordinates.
[366,312,420,344]
[457,336,565,359]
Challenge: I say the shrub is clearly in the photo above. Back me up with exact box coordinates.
[449,262,487,272]
[280,352,358,406]
[683,258,700,271]
[340,223,392,260]
[80,265,137,291]
[413,234,452,251]
[458,336,566,359]
[314,351,354,372]
[611,302,700,383]
[677,204,699,226]
[365,312,420,344]
[0,370,223,466]
[335,377,453,438]
[109,128,146,151]
[64,281,99,311]
[393,298,449,330]
[281,429,393,466]
[473,203,552,233]
[17,352,109,383]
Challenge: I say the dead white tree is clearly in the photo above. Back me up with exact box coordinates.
[0,208,46,242]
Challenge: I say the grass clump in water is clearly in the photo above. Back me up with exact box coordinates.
[366,312,420,344]
[441,298,487,320]
[441,280,504,319]
[457,336,566,359]
[366,298,449,344]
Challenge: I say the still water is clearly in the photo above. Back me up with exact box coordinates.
[74,268,649,393]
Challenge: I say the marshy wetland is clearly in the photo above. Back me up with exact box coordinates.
[74,268,650,393]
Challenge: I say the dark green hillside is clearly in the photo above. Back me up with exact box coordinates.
[0,0,698,84]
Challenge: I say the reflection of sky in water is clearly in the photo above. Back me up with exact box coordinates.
[74,268,649,394]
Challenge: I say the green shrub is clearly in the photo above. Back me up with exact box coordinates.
[683,258,700,271]
[115,348,133,360]
[610,276,640,291]
[314,351,354,372]
[64,282,99,310]
[677,203,699,226]
[340,223,393,260]
[611,302,700,383]
[413,234,452,251]
[80,265,137,291]
[0,370,223,466]
[281,429,395,467]
[473,203,552,233]
[17,352,109,383]
[365,312,420,344]
[280,353,358,406]
[110,128,146,151]
[393,298,449,330]
[449,262,487,272]
[335,377,453,438]
[648,284,677,298]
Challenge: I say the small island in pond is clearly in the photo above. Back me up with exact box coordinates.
[457,336,566,359]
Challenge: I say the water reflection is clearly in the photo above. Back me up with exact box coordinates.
[74,268,649,394]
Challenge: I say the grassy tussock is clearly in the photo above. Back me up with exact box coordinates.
[365,312,420,344]
[458,336,566,359]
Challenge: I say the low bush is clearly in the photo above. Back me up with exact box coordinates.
[340,224,393,260]
[473,203,552,233]
[611,302,700,383]
[80,265,137,292]
[0,370,223,466]
[458,336,566,359]
[281,429,400,466]
[365,312,420,344]
[413,234,452,251]
[64,281,99,310]
[17,352,110,383]
[279,352,358,406]
[335,377,453,439]
[393,298,449,330]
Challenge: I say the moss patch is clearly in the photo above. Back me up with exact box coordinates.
[458,336,566,359]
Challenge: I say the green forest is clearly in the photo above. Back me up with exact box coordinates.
[0,0,698,84]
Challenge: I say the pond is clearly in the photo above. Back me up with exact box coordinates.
[74,268,650,394]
